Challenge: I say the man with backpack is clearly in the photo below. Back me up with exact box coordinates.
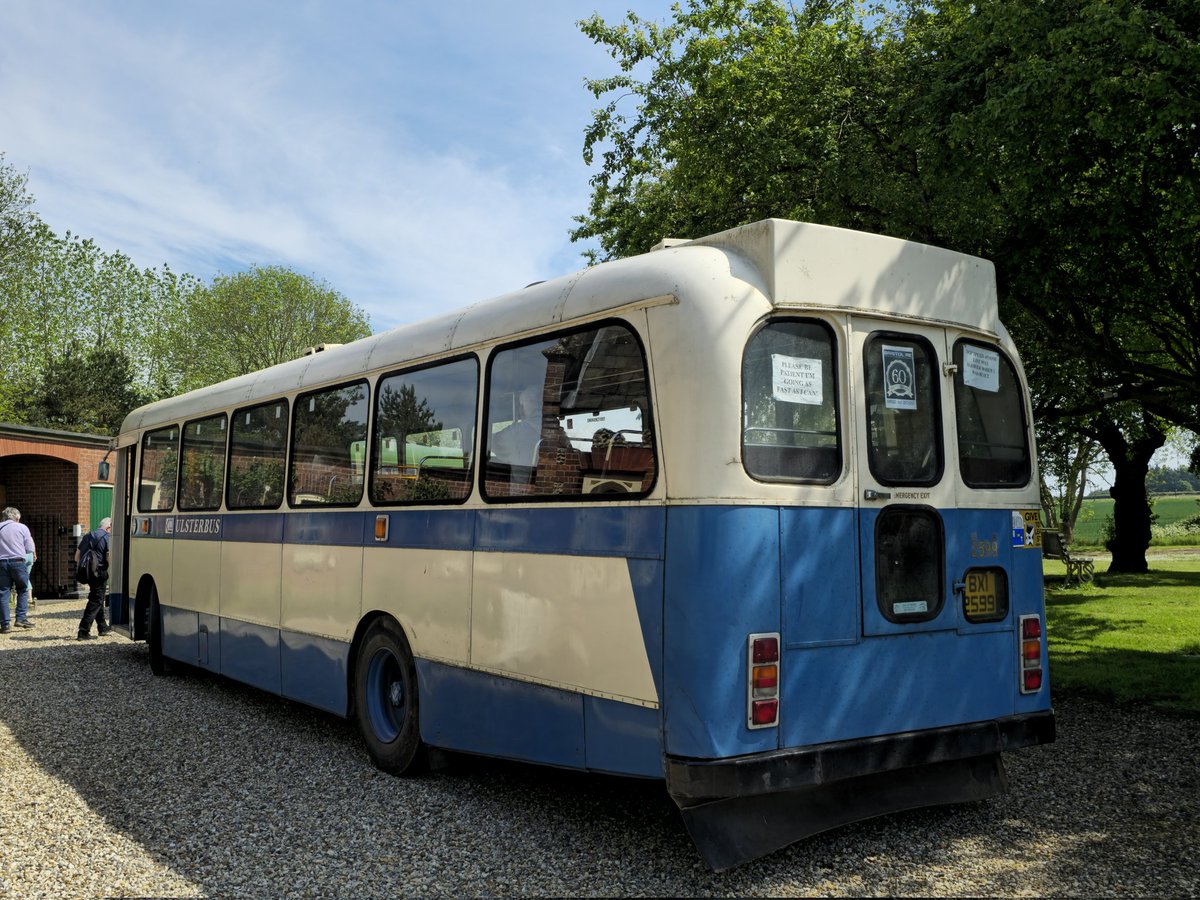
[76,517,112,640]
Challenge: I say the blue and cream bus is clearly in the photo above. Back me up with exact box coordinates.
[107,219,1054,869]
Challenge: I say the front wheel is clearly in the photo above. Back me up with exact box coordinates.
[148,589,174,676]
[353,617,426,774]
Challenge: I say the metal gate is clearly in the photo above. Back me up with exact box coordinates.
[25,515,80,599]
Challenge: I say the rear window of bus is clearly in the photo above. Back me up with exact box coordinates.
[742,318,841,483]
[952,340,1031,488]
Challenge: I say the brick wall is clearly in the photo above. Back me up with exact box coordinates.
[0,428,112,597]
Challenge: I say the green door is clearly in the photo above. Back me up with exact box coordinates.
[89,483,113,531]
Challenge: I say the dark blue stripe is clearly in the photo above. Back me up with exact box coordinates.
[219,618,281,693]
[131,507,665,559]
[222,513,285,543]
[283,511,368,546]
[377,508,475,551]
[476,507,665,558]
[417,660,585,767]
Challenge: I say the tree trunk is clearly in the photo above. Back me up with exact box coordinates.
[1094,418,1165,574]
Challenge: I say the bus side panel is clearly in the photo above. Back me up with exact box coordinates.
[362,547,473,665]
[469,506,665,707]
[583,696,662,777]
[417,660,585,767]
[281,511,364,637]
[220,617,282,693]
[470,551,658,704]
[663,506,782,759]
[281,542,362,640]
[171,534,221,617]
[280,629,348,714]
[220,515,283,629]
[129,516,174,613]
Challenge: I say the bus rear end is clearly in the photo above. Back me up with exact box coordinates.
[652,222,1055,870]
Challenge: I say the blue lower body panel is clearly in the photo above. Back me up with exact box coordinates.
[157,605,662,776]
[219,617,281,694]
[281,630,348,715]
[416,659,663,777]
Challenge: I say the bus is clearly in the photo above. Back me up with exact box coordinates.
[107,218,1055,870]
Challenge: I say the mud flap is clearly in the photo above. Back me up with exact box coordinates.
[675,752,1008,871]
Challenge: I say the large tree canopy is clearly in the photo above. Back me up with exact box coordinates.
[576,0,1199,571]
[169,265,373,393]
[16,345,150,435]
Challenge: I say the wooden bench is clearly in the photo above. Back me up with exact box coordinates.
[1041,529,1095,585]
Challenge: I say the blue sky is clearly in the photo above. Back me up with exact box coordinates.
[2,0,677,333]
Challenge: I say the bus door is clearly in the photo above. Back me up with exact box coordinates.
[110,442,139,636]
[847,320,1003,733]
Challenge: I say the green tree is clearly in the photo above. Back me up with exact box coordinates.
[0,153,39,281]
[17,345,150,435]
[576,0,1200,572]
[0,154,42,420]
[2,216,198,420]
[171,265,372,392]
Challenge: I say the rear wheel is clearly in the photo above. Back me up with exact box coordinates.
[354,617,426,774]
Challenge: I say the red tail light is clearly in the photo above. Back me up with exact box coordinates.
[751,699,779,726]
[1018,614,1044,695]
[747,632,780,728]
[752,636,779,664]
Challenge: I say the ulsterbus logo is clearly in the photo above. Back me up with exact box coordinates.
[173,517,222,535]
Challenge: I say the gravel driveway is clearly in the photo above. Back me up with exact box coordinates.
[1,600,1196,898]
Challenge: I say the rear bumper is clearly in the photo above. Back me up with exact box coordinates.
[666,710,1055,871]
[667,709,1055,804]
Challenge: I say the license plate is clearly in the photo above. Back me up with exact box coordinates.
[964,570,999,619]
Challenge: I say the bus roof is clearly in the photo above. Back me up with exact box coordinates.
[120,218,997,435]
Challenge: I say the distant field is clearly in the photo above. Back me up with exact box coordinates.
[1072,493,1200,547]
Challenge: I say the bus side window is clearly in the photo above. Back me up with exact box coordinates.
[139,425,180,512]
[227,400,289,510]
[483,322,657,501]
[288,382,370,507]
[370,357,479,505]
[179,413,228,511]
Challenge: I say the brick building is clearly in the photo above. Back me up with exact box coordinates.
[0,422,114,598]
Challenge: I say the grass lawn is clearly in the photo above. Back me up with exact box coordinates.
[1044,552,1200,715]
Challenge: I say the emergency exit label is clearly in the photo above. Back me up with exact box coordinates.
[1012,510,1041,549]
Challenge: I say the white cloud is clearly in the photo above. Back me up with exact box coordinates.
[1,0,674,332]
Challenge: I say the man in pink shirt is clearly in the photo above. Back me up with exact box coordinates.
[0,506,37,634]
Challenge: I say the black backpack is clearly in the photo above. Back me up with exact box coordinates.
[76,535,103,584]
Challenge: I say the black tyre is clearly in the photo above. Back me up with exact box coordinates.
[148,589,174,676]
[353,617,426,774]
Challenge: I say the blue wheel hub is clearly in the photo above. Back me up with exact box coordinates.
[366,648,405,742]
